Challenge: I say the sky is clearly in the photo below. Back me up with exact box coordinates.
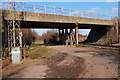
[2,0,119,2]
[2,0,119,36]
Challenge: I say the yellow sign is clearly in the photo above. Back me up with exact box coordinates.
[12,51,20,54]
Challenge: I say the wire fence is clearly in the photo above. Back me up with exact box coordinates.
[2,1,114,20]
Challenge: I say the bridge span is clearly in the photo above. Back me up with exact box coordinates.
[1,1,119,49]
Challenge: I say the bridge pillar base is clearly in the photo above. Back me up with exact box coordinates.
[65,29,69,45]
[58,28,76,45]
[59,29,65,45]
[87,17,119,44]
[75,23,79,45]
[70,29,75,45]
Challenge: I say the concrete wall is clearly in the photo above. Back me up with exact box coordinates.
[87,18,119,44]
[87,27,107,43]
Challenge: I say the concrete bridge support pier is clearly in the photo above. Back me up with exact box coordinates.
[59,28,76,45]
[65,29,69,45]
[59,29,62,44]
[59,28,65,45]
[75,23,79,45]
[59,29,61,39]
[61,29,65,45]
[70,29,74,45]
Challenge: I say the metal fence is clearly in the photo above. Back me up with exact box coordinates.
[2,1,114,20]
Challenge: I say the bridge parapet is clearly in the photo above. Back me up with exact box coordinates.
[2,1,114,20]
[3,10,115,26]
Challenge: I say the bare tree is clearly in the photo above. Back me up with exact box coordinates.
[40,30,59,44]
[15,29,40,46]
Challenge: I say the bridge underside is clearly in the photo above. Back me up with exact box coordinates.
[19,21,107,29]
[2,20,119,48]
[20,21,119,44]
[2,10,119,47]
[20,21,119,43]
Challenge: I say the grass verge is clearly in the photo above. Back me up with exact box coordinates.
[26,45,57,59]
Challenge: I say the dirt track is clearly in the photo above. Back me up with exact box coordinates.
[49,46,118,78]
[3,46,118,78]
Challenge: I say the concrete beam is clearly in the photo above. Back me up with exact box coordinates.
[65,29,69,45]
[59,29,61,38]
[75,23,79,45]
[62,29,64,35]
[65,29,68,34]
[70,29,73,45]
[3,10,115,26]
[59,29,65,45]
[110,17,119,43]
[18,21,110,29]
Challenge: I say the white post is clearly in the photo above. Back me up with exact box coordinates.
[75,23,79,46]
[19,32,23,47]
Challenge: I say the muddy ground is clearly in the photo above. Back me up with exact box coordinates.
[2,46,119,78]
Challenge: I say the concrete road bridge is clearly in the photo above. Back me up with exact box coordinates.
[1,1,119,49]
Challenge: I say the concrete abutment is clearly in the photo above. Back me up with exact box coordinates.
[87,17,119,44]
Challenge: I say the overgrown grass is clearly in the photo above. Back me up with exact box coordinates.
[26,45,57,59]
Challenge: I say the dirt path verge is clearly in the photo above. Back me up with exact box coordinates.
[2,46,119,78]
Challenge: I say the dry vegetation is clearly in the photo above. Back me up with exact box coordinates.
[40,30,59,42]
[26,45,57,59]
[17,29,40,46]
[2,45,57,72]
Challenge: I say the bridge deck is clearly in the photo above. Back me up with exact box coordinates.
[2,10,115,28]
